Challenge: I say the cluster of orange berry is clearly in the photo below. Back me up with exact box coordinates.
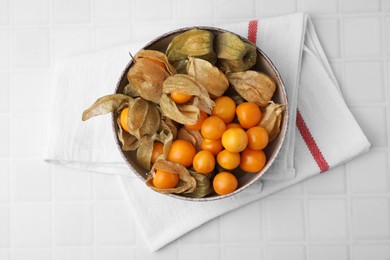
[161,95,269,196]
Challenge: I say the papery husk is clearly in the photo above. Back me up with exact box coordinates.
[184,171,213,198]
[82,94,131,121]
[160,74,214,125]
[116,118,139,151]
[136,136,154,170]
[127,98,161,139]
[166,29,217,72]
[127,50,176,104]
[123,83,140,98]
[178,127,203,151]
[215,32,257,72]
[228,70,276,107]
[146,159,197,194]
[186,57,229,98]
[258,101,285,142]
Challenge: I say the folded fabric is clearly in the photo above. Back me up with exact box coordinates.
[44,13,370,251]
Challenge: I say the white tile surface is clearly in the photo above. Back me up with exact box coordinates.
[0,160,9,202]
[266,246,306,260]
[266,199,305,240]
[308,199,348,240]
[0,116,10,157]
[95,202,136,245]
[345,61,384,103]
[53,0,90,24]
[12,29,50,68]
[344,17,382,58]
[13,249,52,260]
[54,248,94,260]
[0,206,10,247]
[309,245,349,260]
[351,198,390,239]
[13,204,51,247]
[54,204,93,246]
[12,71,50,113]
[12,159,51,202]
[1,1,390,259]
[0,72,10,112]
[53,166,92,201]
[341,0,381,13]
[0,30,9,69]
[221,202,262,242]
[12,0,49,25]
[352,244,390,260]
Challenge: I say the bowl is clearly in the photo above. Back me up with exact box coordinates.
[113,26,288,201]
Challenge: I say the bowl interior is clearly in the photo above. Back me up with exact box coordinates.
[114,26,288,201]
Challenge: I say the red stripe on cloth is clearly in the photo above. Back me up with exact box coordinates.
[296,110,329,173]
[247,20,258,44]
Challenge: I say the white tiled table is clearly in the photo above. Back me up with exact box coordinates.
[0,0,389,259]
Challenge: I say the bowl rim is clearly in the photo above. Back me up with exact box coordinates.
[113,26,289,202]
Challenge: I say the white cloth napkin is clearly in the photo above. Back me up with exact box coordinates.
[44,13,370,251]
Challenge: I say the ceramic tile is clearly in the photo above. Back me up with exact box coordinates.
[54,204,93,246]
[95,27,132,49]
[179,246,219,260]
[0,160,9,202]
[13,204,51,247]
[222,246,262,260]
[309,245,349,260]
[12,0,49,25]
[0,251,9,260]
[345,61,384,103]
[266,246,306,260]
[308,199,348,239]
[0,72,10,113]
[255,0,297,16]
[348,150,388,193]
[216,0,255,19]
[98,247,136,260]
[12,159,51,202]
[221,202,262,243]
[0,0,9,25]
[11,115,48,157]
[136,246,178,260]
[352,244,390,260]
[342,0,381,13]
[0,116,10,157]
[266,199,305,240]
[53,165,92,201]
[351,198,390,239]
[344,17,382,58]
[13,249,51,260]
[12,71,50,113]
[135,0,172,21]
[54,248,93,260]
[95,202,136,245]
[13,29,50,68]
[301,0,339,14]
[0,30,9,69]
[386,17,390,56]
[53,28,91,60]
[53,0,90,24]
[176,0,214,20]
[0,206,10,247]
[94,0,131,23]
